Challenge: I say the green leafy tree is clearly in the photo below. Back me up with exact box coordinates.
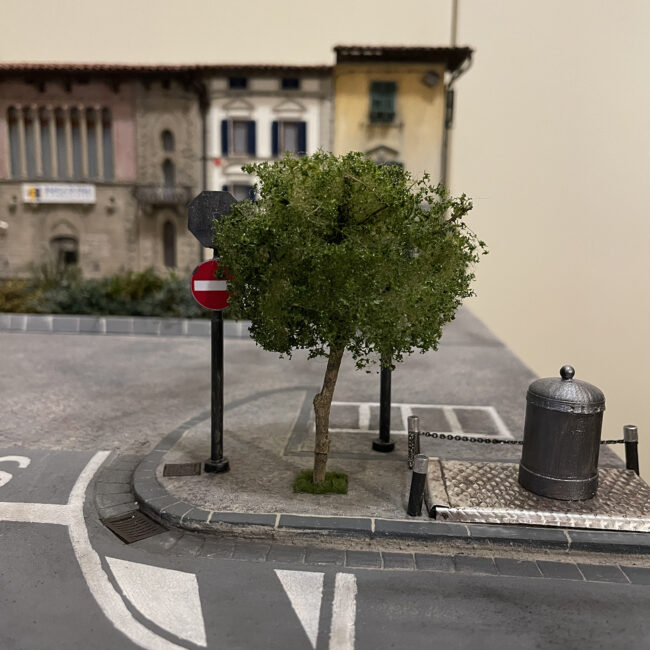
[214,151,486,484]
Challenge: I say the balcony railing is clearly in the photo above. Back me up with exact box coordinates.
[134,184,193,206]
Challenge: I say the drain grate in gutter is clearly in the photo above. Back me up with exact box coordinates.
[163,462,202,477]
[102,510,166,544]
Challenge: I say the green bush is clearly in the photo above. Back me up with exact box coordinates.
[0,278,35,313]
[1,267,211,319]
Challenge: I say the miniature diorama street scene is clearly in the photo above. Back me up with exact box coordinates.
[1,2,649,650]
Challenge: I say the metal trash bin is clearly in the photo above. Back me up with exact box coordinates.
[518,365,605,500]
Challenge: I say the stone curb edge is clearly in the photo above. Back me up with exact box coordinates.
[132,456,650,555]
[0,312,252,339]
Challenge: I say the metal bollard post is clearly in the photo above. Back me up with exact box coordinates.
[407,454,429,517]
[407,415,420,469]
[372,363,395,452]
[624,425,639,476]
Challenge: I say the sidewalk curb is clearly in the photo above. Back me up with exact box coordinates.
[0,312,252,339]
[132,437,650,555]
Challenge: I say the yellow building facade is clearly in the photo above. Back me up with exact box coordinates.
[333,46,472,181]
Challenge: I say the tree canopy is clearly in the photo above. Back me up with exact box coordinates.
[214,151,485,369]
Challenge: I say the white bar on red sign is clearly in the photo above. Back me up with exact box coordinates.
[193,280,228,291]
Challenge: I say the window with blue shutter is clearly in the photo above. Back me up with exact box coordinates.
[225,120,251,156]
[221,120,228,156]
[247,120,256,156]
[369,81,397,123]
[297,122,307,155]
[271,121,279,156]
[276,121,307,156]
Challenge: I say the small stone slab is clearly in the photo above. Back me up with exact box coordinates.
[305,548,345,566]
[414,554,454,572]
[382,552,415,570]
[577,563,629,584]
[620,566,650,585]
[233,542,271,562]
[494,557,542,578]
[267,545,307,564]
[537,561,584,581]
[453,555,498,575]
[202,538,236,559]
[279,514,371,534]
[345,550,381,569]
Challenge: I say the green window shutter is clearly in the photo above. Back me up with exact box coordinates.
[369,81,397,124]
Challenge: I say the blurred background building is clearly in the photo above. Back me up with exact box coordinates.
[0,64,202,277]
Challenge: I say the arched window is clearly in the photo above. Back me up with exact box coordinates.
[85,108,98,178]
[162,159,175,188]
[161,129,175,152]
[23,107,36,178]
[51,236,79,267]
[70,107,82,179]
[39,108,52,178]
[102,108,114,181]
[7,107,20,177]
[55,108,68,178]
[163,221,176,268]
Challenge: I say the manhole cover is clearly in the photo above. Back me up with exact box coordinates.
[163,462,202,477]
[102,510,166,544]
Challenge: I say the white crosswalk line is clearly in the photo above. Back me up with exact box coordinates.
[275,569,324,649]
[329,573,357,650]
[107,557,207,647]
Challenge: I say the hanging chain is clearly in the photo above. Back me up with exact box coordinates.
[408,430,625,468]
[418,431,522,445]
[416,431,625,445]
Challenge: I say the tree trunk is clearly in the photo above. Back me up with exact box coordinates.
[312,346,345,484]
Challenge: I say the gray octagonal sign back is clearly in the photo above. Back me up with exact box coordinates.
[188,191,236,249]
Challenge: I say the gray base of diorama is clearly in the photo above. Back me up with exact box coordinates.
[427,459,650,533]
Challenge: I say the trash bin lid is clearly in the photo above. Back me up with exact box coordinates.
[526,365,605,414]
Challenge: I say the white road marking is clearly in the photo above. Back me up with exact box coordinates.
[0,501,70,524]
[0,455,31,468]
[358,404,371,431]
[442,406,463,434]
[329,573,357,650]
[66,451,189,650]
[193,280,228,291]
[275,569,324,649]
[107,557,207,647]
[329,402,512,438]
[0,451,191,649]
[0,455,31,488]
[400,405,413,436]
[487,406,515,439]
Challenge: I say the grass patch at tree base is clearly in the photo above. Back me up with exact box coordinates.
[293,470,348,494]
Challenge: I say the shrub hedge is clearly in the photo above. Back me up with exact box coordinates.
[0,263,210,319]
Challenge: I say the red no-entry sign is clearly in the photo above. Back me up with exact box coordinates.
[191,259,230,311]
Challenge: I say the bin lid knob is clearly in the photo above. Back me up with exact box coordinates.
[560,365,575,380]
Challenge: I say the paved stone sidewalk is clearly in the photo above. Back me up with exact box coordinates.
[94,455,650,585]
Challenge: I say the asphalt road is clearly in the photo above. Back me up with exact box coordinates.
[2,445,650,650]
[0,312,645,649]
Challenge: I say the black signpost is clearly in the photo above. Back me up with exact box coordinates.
[372,362,395,452]
[188,191,237,473]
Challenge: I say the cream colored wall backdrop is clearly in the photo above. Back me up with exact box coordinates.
[1,0,648,476]
[449,1,650,476]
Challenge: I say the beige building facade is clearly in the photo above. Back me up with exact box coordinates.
[333,46,472,181]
